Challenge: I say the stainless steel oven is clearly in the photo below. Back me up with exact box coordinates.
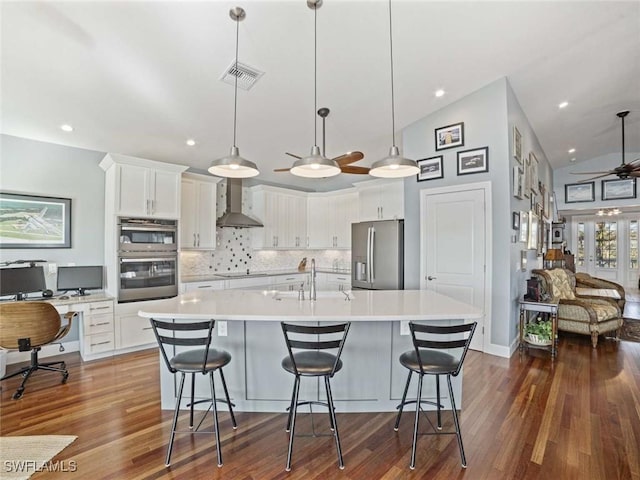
[117,218,178,303]
[118,218,177,253]
[118,253,178,303]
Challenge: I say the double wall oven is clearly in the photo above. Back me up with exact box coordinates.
[117,218,178,302]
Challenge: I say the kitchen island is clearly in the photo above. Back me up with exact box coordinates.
[138,289,482,412]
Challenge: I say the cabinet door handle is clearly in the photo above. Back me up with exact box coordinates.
[90,322,111,327]
[197,285,213,289]
[91,341,112,347]
[142,326,153,331]
[193,233,196,247]
[197,233,200,247]
[91,306,110,311]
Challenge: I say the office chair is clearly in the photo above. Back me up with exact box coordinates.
[0,301,75,400]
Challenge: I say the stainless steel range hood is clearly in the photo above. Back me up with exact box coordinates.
[216,178,264,228]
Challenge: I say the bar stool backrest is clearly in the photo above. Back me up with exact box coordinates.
[281,322,351,377]
[409,322,477,376]
[150,319,215,374]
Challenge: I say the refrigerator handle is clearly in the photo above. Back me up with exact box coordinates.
[366,226,372,283]
[369,227,375,283]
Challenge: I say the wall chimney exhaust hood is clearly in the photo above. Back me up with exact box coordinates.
[216,178,264,228]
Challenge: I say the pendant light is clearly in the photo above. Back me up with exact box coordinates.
[290,0,340,178]
[369,0,419,178]
[208,7,259,178]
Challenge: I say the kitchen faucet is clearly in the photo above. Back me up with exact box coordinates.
[310,258,316,301]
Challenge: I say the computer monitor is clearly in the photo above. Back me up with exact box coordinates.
[0,266,47,300]
[57,265,104,296]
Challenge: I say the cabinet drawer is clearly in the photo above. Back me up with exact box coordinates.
[88,301,114,314]
[86,332,115,354]
[83,312,114,335]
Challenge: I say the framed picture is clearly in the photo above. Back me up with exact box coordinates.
[519,211,529,243]
[457,147,489,175]
[513,166,525,199]
[601,178,636,201]
[565,182,595,203]
[417,156,444,181]
[520,250,527,271]
[529,152,539,193]
[513,126,522,164]
[512,211,520,230]
[0,192,72,248]
[528,211,539,250]
[435,122,464,151]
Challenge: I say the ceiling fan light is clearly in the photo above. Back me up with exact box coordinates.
[290,145,340,178]
[369,145,419,178]
[208,146,259,178]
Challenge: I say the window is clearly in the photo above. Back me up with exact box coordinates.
[595,221,617,268]
[630,220,638,270]
[577,223,585,267]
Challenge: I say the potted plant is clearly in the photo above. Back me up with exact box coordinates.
[525,318,552,345]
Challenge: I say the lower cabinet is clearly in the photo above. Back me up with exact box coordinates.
[75,299,115,359]
[115,300,158,350]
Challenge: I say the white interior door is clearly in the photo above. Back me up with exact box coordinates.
[421,187,487,351]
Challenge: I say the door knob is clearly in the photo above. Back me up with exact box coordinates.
[427,276,437,281]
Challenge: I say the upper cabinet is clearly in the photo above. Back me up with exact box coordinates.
[354,179,404,221]
[100,153,187,219]
[307,189,358,249]
[181,173,221,250]
[250,186,307,249]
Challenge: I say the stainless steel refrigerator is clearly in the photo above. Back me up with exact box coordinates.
[351,219,404,290]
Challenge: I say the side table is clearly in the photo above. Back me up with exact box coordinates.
[519,300,559,358]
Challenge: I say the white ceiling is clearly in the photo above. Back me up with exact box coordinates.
[2,1,639,192]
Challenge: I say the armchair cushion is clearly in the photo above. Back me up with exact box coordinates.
[545,268,576,300]
[575,272,625,310]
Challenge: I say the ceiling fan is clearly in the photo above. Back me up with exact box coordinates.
[572,110,640,182]
[274,107,369,175]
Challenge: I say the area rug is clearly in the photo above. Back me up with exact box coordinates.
[0,435,77,480]
[620,318,640,343]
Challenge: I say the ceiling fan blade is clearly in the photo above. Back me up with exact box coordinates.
[570,170,614,175]
[627,156,640,166]
[577,172,618,182]
[285,152,302,159]
[333,151,364,166]
[273,168,291,172]
[340,165,370,174]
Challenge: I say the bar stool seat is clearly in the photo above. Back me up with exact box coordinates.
[150,318,237,468]
[394,321,476,470]
[280,322,350,472]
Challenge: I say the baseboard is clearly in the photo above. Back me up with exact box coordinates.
[4,341,80,365]
[484,341,516,358]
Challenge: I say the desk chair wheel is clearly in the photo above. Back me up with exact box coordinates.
[62,372,69,384]
[13,389,24,400]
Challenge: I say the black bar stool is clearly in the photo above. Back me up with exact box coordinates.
[394,321,476,469]
[150,318,237,467]
[280,322,351,471]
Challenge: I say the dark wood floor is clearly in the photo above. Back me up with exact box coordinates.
[1,333,639,480]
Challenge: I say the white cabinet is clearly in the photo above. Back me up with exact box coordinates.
[226,276,273,290]
[307,189,358,249]
[250,186,307,249]
[100,153,187,219]
[272,273,308,292]
[181,174,220,250]
[73,299,115,360]
[114,300,158,350]
[355,179,404,221]
[326,272,351,291]
[181,279,226,293]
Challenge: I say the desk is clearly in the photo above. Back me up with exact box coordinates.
[48,293,116,360]
[519,300,558,358]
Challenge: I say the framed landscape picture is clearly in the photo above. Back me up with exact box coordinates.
[0,192,72,248]
[417,156,444,181]
[457,147,488,176]
[565,182,595,203]
[601,178,636,201]
[435,122,464,151]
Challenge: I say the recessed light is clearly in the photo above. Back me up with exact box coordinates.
[568,148,576,154]
[435,89,445,98]
[186,139,196,146]
[558,101,569,109]
[60,124,73,132]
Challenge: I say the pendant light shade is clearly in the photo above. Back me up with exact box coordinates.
[369,0,418,178]
[208,7,259,179]
[291,0,340,179]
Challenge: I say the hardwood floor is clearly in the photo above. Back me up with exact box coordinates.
[1,334,639,480]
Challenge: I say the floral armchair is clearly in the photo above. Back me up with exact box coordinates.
[531,268,623,348]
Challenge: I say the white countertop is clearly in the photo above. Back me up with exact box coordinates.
[180,268,351,283]
[138,289,482,322]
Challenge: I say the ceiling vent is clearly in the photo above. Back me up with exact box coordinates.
[220,61,264,91]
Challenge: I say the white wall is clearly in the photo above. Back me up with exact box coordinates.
[0,134,107,341]
[402,78,511,352]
